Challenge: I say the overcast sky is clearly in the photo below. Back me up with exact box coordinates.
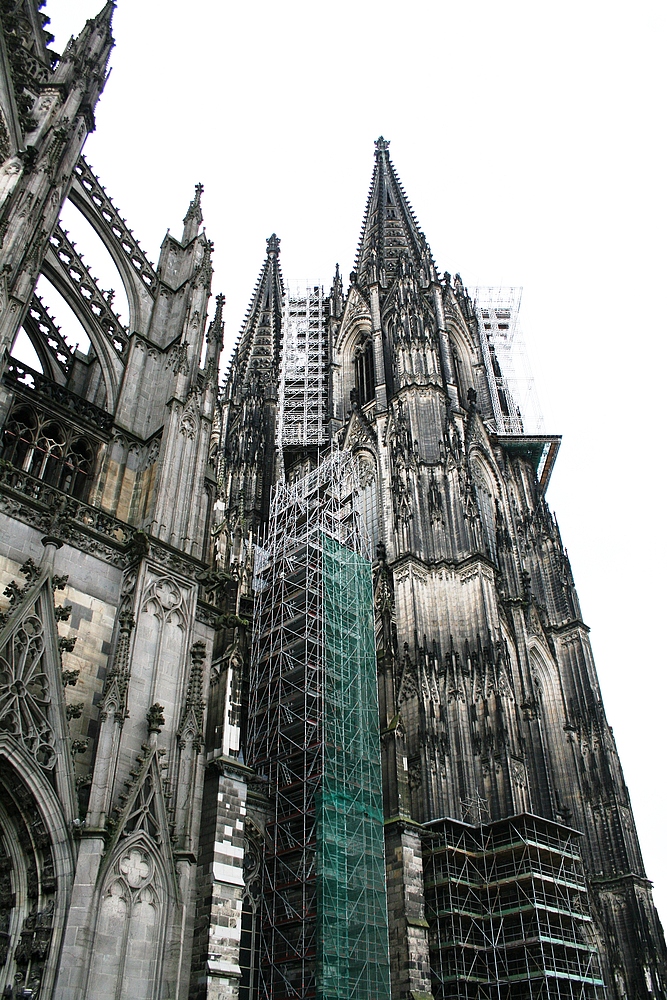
[41,0,666,922]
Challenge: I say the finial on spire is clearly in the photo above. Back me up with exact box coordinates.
[375,136,390,153]
[182,183,204,243]
[331,263,344,319]
[266,234,280,256]
[213,293,225,324]
[184,183,203,217]
[207,293,225,346]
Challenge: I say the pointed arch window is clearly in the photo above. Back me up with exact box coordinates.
[452,345,469,407]
[354,334,375,406]
[1,405,37,470]
[87,842,165,999]
[2,405,95,501]
[358,456,379,550]
[471,460,498,564]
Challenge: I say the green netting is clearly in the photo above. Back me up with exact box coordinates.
[318,533,391,1000]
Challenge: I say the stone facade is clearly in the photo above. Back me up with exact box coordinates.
[0,5,664,1000]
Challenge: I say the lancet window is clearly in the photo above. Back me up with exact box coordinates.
[2,404,95,500]
[354,334,375,406]
[471,460,498,564]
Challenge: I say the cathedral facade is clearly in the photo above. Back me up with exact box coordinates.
[0,5,664,999]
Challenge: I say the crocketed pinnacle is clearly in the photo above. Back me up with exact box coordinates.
[182,183,204,244]
[354,137,434,287]
[229,234,284,389]
[70,1,115,52]
[93,1,116,28]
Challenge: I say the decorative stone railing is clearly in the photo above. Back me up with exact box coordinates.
[3,361,114,432]
[0,463,207,584]
[0,461,133,563]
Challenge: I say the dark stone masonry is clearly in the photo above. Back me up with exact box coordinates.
[0,4,664,999]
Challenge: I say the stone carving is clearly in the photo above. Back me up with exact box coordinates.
[119,847,151,889]
[4,361,113,430]
[142,575,186,620]
[146,703,165,734]
[0,614,53,768]
[177,642,206,751]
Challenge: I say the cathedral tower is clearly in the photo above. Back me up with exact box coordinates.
[227,138,667,999]
[0,5,663,998]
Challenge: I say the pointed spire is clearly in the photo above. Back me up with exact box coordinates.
[330,263,344,318]
[64,0,115,57]
[208,293,225,343]
[182,183,204,243]
[229,235,284,390]
[92,1,116,29]
[355,137,434,289]
[53,0,115,117]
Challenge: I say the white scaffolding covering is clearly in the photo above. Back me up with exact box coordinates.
[474,286,543,435]
[277,281,328,452]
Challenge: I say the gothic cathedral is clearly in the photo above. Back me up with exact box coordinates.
[0,5,664,1000]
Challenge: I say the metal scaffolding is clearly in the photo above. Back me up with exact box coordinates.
[249,451,390,1000]
[474,287,543,436]
[424,813,605,999]
[277,283,328,454]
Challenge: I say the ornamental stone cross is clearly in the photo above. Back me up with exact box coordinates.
[120,848,150,888]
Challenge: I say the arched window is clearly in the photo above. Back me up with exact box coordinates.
[357,456,379,550]
[62,438,93,498]
[87,842,166,999]
[472,459,498,563]
[30,420,66,484]
[1,406,96,501]
[1,405,37,468]
[354,335,375,406]
[449,327,475,406]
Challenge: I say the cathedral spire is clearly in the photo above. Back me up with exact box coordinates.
[51,0,115,127]
[354,137,434,288]
[56,0,115,70]
[182,182,204,243]
[230,234,284,390]
[90,1,116,29]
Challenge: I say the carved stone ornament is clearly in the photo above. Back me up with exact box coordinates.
[0,615,55,768]
[146,703,165,734]
[119,846,152,888]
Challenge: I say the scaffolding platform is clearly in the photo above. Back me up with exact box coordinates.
[423,813,605,999]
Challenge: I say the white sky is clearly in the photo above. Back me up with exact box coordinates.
[43,0,666,922]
